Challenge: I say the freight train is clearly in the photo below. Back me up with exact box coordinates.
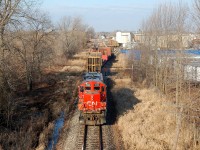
[78,47,112,125]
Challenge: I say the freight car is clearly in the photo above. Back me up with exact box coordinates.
[77,46,113,125]
[89,47,112,66]
[98,47,112,64]
[78,72,107,125]
[87,52,102,72]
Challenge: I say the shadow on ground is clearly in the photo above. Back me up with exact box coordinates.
[104,56,140,125]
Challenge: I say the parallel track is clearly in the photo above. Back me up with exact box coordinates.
[77,125,103,150]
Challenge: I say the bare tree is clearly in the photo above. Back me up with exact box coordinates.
[0,0,25,119]
[193,0,200,31]
[0,0,53,125]
[0,0,21,50]
[56,16,88,59]
[0,0,21,100]
[7,10,54,91]
[137,1,200,149]
[86,26,95,39]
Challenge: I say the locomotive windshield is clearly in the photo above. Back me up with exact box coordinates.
[94,87,100,90]
[85,87,91,90]
[85,83,91,91]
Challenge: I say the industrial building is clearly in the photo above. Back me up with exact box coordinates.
[116,31,133,48]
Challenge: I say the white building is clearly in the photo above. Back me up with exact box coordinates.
[184,62,200,82]
[116,32,132,48]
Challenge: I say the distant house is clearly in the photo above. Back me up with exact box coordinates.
[100,35,106,39]
[184,62,200,82]
[136,32,199,49]
[116,31,132,48]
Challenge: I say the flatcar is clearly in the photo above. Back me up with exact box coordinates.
[89,47,112,66]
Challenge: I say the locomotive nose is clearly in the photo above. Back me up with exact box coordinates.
[89,93,100,102]
[83,93,101,107]
[90,94,94,101]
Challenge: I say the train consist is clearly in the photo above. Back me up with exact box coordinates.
[78,47,113,125]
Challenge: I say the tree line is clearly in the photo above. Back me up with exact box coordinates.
[130,0,200,149]
[0,0,94,127]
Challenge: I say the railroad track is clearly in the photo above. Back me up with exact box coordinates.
[76,57,116,150]
[77,125,104,150]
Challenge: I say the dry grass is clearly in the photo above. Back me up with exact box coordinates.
[112,54,128,68]
[111,64,199,150]
[0,112,53,150]
[111,78,138,116]
[114,82,199,150]
[0,56,85,150]
[67,59,86,66]
[117,87,173,150]
[60,65,85,72]
[36,122,54,150]
[46,55,86,73]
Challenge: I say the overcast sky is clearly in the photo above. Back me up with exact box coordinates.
[41,0,191,32]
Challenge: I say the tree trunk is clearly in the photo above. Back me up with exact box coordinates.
[25,62,33,91]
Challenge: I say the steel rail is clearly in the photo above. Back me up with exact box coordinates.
[82,125,87,150]
[99,125,103,150]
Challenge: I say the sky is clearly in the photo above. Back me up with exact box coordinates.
[41,0,191,32]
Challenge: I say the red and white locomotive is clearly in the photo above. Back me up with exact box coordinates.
[78,72,107,125]
[77,46,114,125]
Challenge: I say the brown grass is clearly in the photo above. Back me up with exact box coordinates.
[112,54,128,68]
[117,87,172,149]
[115,83,200,150]
[112,74,199,150]
[0,53,86,150]
[36,122,54,150]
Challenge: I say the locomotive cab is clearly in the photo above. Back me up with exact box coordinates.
[78,72,107,125]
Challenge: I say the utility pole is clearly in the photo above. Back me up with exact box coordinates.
[132,64,133,83]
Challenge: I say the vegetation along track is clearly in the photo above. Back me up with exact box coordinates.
[76,125,105,150]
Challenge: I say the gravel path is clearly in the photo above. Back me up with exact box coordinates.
[63,110,80,150]
[62,118,123,150]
